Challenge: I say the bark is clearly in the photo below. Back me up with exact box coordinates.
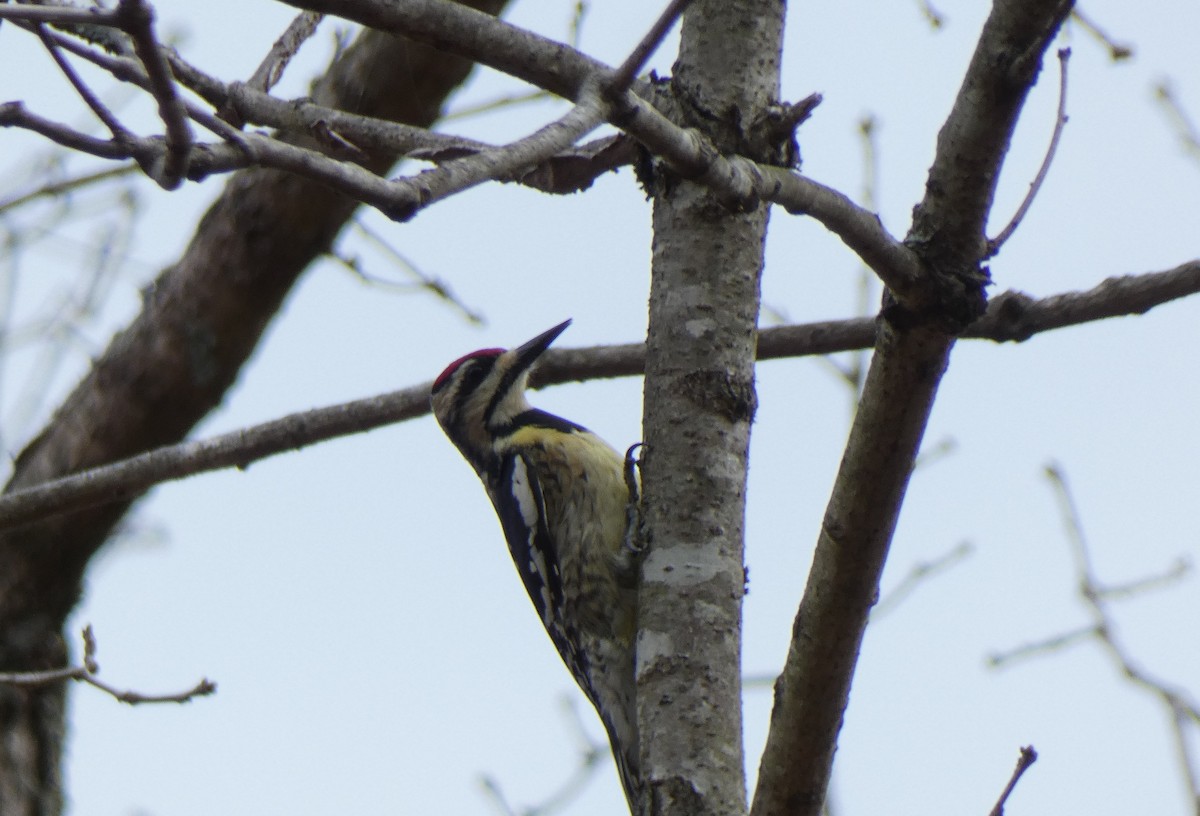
[0,3,509,813]
[637,2,785,815]
[750,2,1075,815]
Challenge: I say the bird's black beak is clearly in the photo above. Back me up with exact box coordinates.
[511,319,571,375]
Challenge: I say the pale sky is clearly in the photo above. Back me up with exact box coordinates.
[1,1,1197,814]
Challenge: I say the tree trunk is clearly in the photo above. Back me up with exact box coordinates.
[0,4,509,812]
[638,2,785,814]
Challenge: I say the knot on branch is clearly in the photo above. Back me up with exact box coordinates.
[973,290,1038,342]
[679,370,757,424]
[883,250,991,334]
[754,92,823,169]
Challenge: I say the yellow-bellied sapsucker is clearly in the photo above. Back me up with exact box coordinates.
[430,319,640,810]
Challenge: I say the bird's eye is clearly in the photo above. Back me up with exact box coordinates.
[433,351,500,394]
[459,357,494,395]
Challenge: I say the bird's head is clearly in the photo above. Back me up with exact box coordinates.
[430,319,571,465]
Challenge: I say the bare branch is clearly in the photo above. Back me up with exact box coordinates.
[0,4,120,26]
[1043,464,1200,718]
[1093,558,1190,602]
[381,82,608,220]
[0,164,138,215]
[902,0,1073,324]
[1154,81,1200,162]
[986,624,1100,668]
[1070,8,1133,61]
[333,219,486,323]
[607,0,692,95]
[36,25,132,140]
[44,31,483,159]
[270,0,923,290]
[0,383,427,530]
[281,0,607,100]
[17,2,917,293]
[871,541,972,620]
[114,0,193,188]
[963,261,1200,342]
[992,464,1200,805]
[987,47,1071,257]
[480,697,609,816]
[0,262,1196,532]
[988,746,1038,816]
[752,2,1074,814]
[24,23,634,206]
[761,165,924,298]
[245,11,324,94]
[0,626,215,705]
[914,0,945,29]
[0,101,140,160]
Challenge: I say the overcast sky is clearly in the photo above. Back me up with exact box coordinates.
[1,1,1198,814]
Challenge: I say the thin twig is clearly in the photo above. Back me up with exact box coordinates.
[1168,702,1200,811]
[0,101,135,159]
[1153,82,1200,162]
[0,4,120,26]
[17,3,906,289]
[41,26,485,161]
[991,464,1200,805]
[987,48,1071,257]
[246,10,324,93]
[871,541,972,620]
[36,25,131,140]
[115,0,193,189]
[0,262,1197,531]
[341,219,486,323]
[568,1,588,49]
[608,0,693,95]
[986,624,1100,668]
[1092,557,1190,602]
[0,164,138,214]
[479,695,608,816]
[1070,9,1133,61]
[0,625,215,705]
[988,746,1038,816]
[914,0,945,29]
[441,89,554,122]
[381,84,608,220]
[845,113,881,397]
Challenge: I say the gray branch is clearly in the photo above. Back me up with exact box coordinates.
[0,258,1190,534]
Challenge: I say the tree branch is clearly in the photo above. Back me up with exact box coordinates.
[0,261,1193,533]
[750,2,1076,814]
[990,464,1200,804]
[988,746,1038,816]
[987,47,1072,257]
[607,0,692,94]
[0,4,121,26]
[10,0,922,296]
[903,0,1074,323]
[0,625,216,706]
[115,0,193,188]
[636,1,784,811]
[243,11,324,95]
[12,21,635,203]
[279,0,925,293]
[0,9,513,810]
[0,101,138,160]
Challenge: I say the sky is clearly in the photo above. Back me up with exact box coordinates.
[0,1,1198,815]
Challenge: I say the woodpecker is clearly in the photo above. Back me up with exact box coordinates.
[430,319,641,811]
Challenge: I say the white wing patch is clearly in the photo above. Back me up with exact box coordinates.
[509,455,557,632]
[509,455,541,529]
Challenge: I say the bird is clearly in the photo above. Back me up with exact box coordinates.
[430,319,641,811]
